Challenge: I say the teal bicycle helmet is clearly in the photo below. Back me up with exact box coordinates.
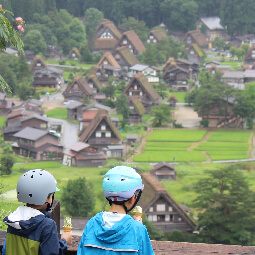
[103,166,144,212]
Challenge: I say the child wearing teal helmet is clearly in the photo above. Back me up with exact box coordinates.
[78,166,155,255]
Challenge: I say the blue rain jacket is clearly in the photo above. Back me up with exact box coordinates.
[77,211,155,255]
[2,205,67,255]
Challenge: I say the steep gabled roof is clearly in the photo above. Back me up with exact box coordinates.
[200,17,223,30]
[152,161,175,171]
[86,66,99,76]
[244,45,255,61]
[149,30,168,41]
[79,109,122,142]
[189,44,204,57]
[86,75,102,90]
[122,30,146,54]
[63,76,93,96]
[68,48,81,59]
[30,55,47,71]
[139,173,196,229]
[114,46,139,66]
[129,96,146,115]
[97,52,121,68]
[124,73,160,101]
[94,38,119,51]
[183,30,208,48]
[97,20,122,40]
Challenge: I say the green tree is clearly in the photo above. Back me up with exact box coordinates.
[23,30,47,55]
[1,154,15,175]
[61,177,95,217]
[212,36,225,51]
[193,166,255,245]
[142,44,158,66]
[120,17,149,42]
[151,103,171,127]
[160,0,198,32]
[233,83,255,128]
[116,94,130,120]
[101,77,116,99]
[0,7,24,91]
[84,8,104,47]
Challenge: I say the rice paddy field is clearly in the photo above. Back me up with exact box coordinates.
[134,129,253,162]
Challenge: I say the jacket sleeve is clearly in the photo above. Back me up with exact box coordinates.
[2,236,6,255]
[40,220,67,255]
[138,225,155,255]
[77,223,90,255]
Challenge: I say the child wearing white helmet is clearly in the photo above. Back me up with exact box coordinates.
[2,169,72,255]
[78,166,155,254]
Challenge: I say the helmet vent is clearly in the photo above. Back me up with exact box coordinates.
[29,194,32,197]
[31,175,33,178]
[121,178,128,181]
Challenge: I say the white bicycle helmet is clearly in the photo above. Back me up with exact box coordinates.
[17,169,59,205]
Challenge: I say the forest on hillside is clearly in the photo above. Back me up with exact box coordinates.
[2,0,255,35]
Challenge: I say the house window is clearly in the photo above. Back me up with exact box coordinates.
[157,215,165,222]
[129,91,133,96]
[178,217,182,222]
[212,70,215,74]
[36,62,41,66]
[168,206,172,212]
[103,60,108,65]
[153,39,157,43]
[190,50,194,54]
[101,125,106,130]
[150,35,153,39]
[130,49,133,53]
[129,44,132,49]
[96,132,101,137]
[123,40,127,44]
[148,215,153,221]
[105,132,111,137]
[134,85,137,90]
[165,215,170,221]
[72,53,75,57]
[147,39,150,43]
[115,54,120,59]
[157,204,165,212]
[152,215,157,221]
[149,207,153,212]
[139,91,143,96]
[129,106,134,109]
[182,81,187,84]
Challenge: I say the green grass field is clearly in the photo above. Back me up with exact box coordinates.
[0,116,6,127]
[145,142,190,151]
[168,92,186,103]
[147,129,207,142]
[207,131,252,143]
[46,108,67,120]
[133,151,206,162]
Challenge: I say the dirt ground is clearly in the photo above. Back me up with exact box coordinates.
[174,105,201,128]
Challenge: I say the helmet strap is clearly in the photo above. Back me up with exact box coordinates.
[45,194,54,212]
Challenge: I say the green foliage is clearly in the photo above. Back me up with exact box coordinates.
[120,17,149,42]
[142,214,165,240]
[115,94,130,120]
[212,36,225,51]
[193,166,255,245]
[151,104,171,127]
[200,119,209,127]
[23,30,47,55]
[101,77,116,99]
[61,177,95,217]
[84,8,104,47]
[1,154,15,175]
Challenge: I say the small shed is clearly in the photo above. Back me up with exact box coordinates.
[66,100,84,120]
[150,161,176,181]
[126,134,138,145]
